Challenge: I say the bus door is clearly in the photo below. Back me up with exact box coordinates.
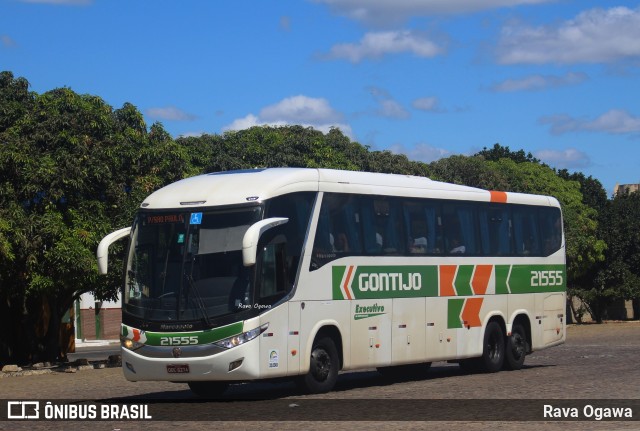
[256,242,290,378]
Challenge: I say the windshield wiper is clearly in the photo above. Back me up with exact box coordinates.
[183,272,213,327]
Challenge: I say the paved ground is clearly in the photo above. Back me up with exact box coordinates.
[1,322,639,430]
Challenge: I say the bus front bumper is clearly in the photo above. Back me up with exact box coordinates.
[121,339,261,382]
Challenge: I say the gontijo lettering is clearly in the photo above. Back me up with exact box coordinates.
[358,272,422,292]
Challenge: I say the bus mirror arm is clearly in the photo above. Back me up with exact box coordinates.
[97,227,132,275]
[242,217,289,267]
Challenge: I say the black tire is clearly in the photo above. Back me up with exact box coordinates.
[479,321,505,373]
[297,336,339,394]
[188,381,229,398]
[504,322,528,370]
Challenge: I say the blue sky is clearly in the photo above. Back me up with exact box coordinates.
[2,0,639,195]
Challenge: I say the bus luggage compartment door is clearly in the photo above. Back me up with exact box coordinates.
[350,299,392,368]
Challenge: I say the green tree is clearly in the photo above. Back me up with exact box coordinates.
[476,143,541,164]
[555,169,609,322]
[428,154,509,190]
[585,191,640,322]
[0,74,191,364]
[557,169,608,214]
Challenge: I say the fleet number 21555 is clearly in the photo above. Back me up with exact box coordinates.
[531,270,563,287]
[160,336,198,346]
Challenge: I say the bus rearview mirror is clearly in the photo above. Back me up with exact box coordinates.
[242,217,289,267]
[97,227,132,274]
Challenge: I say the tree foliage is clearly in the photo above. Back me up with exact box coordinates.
[0,73,192,364]
[582,191,640,322]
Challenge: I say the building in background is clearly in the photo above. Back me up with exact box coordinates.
[614,183,640,196]
[75,292,121,344]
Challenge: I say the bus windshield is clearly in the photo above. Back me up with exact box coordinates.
[124,206,262,323]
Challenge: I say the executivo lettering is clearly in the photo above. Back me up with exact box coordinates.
[354,303,386,320]
[355,303,385,313]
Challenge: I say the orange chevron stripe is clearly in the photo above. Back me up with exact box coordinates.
[342,265,354,300]
[471,265,493,295]
[461,297,483,327]
[439,265,457,296]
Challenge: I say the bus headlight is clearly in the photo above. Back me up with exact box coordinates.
[121,337,144,351]
[214,323,269,349]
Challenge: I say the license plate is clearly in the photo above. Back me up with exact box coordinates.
[167,364,190,374]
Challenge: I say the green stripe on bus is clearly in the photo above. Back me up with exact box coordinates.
[123,321,244,346]
[332,266,348,299]
[454,265,474,296]
[333,265,439,300]
[332,264,565,300]
[502,264,566,294]
[495,265,511,294]
[447,299,465,329]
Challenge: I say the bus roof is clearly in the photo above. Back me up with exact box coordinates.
[140,168,559,209]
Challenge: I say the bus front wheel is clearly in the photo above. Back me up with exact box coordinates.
[297,336,339,394]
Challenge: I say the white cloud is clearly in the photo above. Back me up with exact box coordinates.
[490,72,588,92]
[223,95,352,137]
[534,148,591,169]
[259,95,343,123]
[378,99,410,119]
[314,0,554,26]
[325,30,442,63]
[146,106,197,122]
[412,96,442,112]
[389,142,451,163]
[367,86,410,119]
[497,6,640,64]
[539,109,640,135]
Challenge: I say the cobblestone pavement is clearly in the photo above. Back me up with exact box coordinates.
[1,322,639,430]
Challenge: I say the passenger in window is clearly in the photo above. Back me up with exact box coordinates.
[520,236,533,256]
[449,237,466,254]
[333,232,350,252]
[409,224,428,254]
[410,236,428,254]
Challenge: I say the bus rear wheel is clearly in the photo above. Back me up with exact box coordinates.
[297,336,339,394]
[504,323,528,370]
[480,321,505,373]
[188,381,229,398]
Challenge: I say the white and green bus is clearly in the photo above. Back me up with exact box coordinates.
[97,168,566,396]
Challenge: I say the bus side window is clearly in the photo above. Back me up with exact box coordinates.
[479,206,512,256]
[402,199,442,255]
[310,193,362,270]
[443,203,477,255]
[362,197,404,255]
[513,206,541,256]
[258,242,287,299]
[540,207,562,255]
[265,192,315,282]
